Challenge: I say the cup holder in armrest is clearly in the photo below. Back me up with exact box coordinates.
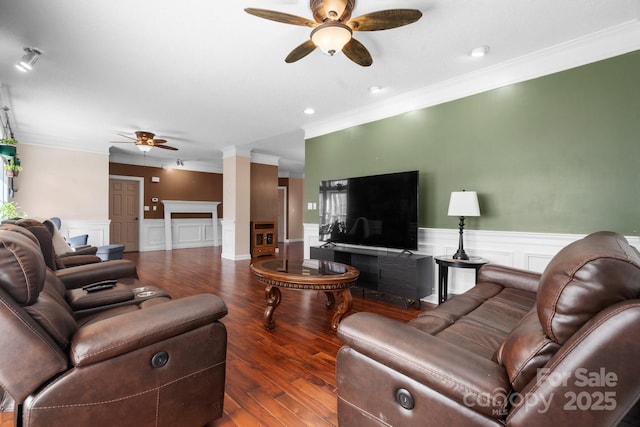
[136,291,156,298]
[132,286,171,301]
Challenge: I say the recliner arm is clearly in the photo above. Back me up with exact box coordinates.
[478,263,541,293]
[55,259,138,289]
[71,294,227,367]
[338,312,511,417]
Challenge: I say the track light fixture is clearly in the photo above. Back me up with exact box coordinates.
[15,47,41,72]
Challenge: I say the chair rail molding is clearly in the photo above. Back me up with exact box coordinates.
[303,223,640,304]
[162,200,220,250]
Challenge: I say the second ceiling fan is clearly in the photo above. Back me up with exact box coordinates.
[245,0,422,66]
[112,131,178,152]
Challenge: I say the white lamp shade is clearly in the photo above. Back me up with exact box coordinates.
[448,191,480,217]
[311,23,352,56]
[137,144,153,152]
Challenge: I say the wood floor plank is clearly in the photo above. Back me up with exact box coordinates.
[1,242,430,426]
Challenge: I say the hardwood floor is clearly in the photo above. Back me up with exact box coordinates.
[1,242,432,427]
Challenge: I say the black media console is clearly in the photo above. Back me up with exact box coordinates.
[310,245,433,308]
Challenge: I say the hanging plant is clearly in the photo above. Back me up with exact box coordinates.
[0,137,18,145]
[3,157,22,177]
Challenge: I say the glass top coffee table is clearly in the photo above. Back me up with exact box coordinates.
[250,259,360,332]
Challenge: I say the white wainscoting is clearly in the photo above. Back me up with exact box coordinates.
[62,218,227,253]
[304,223,640,305]
[220,219,252,261]
[61,220,111,247]
[141,218,221,252]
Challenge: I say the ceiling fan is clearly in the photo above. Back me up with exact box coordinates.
[111,131,178,152]
[245,0,422,66]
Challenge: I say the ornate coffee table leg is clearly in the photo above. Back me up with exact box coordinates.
[264,285,281,330]
[331,288,353,332]
[324,291,336,308]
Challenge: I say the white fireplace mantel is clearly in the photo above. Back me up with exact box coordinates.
[162,200,221,250]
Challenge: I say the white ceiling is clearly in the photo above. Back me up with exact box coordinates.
[1,0,639,177]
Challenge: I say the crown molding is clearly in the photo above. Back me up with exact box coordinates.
[303,20,640,139]
[251,153,279,166]
[222,145,252,159]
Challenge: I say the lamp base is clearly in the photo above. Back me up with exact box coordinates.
[453,216,469,260]
[452,250,469,261]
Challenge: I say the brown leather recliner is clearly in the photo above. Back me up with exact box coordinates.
[0,226,228,426]
[3,218,103,269]
[336,231,640,426]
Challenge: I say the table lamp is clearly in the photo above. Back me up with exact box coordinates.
[448,190,480,260]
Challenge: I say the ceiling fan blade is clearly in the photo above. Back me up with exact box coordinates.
[285,39,317,63]
[117,133,137,141]
[348,9,422,31]
[152,139,168,144]
[155,144,178,151]
[244,8,317,27]
[342,38,372,67]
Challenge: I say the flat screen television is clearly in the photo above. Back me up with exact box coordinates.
[318,171,419,251]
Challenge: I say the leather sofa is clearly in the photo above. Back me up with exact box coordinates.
[336,231,640,426]
[0,225,228,426]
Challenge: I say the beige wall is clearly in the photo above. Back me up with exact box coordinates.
[223,154,251,256]
[14,144,109,221]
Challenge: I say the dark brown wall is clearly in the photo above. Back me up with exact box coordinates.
[279,177,304,240]
[109,163,223,220]
[251,163,278,222]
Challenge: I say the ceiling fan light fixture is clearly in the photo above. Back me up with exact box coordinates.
[311,22,352,56]
[15,47,41,72]
[137,144,153,152]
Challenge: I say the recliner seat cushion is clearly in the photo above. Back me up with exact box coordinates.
[409,283,536,358]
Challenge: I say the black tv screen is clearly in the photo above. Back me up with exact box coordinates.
[318,171,419,250]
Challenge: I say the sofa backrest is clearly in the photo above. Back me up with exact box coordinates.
[496,231,640,393]
[0,228,71,402]
[537,231,640,344]
[494,308,560,392]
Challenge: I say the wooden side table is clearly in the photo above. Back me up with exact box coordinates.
[434,256,488,304]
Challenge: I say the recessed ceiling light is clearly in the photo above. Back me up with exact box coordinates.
[369,86,383,94]
[304,108,315,115]
[470,45,490,57]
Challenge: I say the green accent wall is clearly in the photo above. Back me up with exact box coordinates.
[305,51,640,236]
